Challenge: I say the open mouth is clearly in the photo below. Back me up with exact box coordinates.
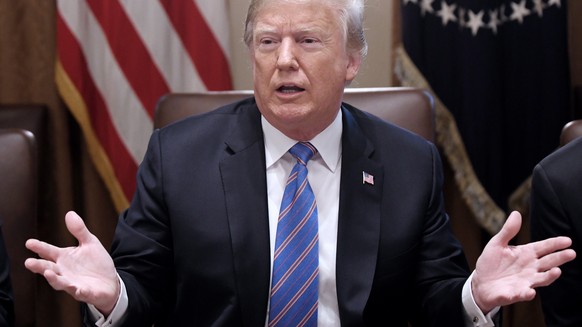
[277,85,305,94]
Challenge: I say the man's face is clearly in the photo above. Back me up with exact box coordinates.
[250,0,361,141]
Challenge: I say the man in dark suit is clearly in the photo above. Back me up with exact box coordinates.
[25,0,575,326]
[531,136,582,327]
[0,223,15,327]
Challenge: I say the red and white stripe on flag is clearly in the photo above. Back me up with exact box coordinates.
[55,0,233,212]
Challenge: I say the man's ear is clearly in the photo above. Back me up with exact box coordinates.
[345,53,362,83]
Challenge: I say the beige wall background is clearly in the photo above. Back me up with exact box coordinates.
[228,0,395,90]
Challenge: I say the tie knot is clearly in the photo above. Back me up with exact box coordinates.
[289,142,317,165]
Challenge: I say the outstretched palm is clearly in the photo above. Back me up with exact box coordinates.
[25,211,119,314]
[472,211,575,314]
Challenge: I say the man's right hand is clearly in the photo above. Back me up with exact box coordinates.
[25,211,120,315]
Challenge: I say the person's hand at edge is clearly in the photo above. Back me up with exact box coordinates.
[24,211,119,315]
[471,211,576,314]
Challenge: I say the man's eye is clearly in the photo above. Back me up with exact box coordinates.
[257,38,278,50]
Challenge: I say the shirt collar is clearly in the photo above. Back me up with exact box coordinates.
[262,109,343,173]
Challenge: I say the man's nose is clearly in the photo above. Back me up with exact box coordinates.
[276,39,299,71]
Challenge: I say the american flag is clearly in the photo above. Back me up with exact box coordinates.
[55,0,233,211]
[362,171,374,185]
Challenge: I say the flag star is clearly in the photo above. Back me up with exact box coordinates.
[510,0,531,24]
[420,0,435,16]
[548,0,561,7]
[533,0,545,17]
[488,9,501,34]
[437,1,457,26]
[466,10,484,36]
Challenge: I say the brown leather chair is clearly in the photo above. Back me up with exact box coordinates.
[0,128,37,327]
[560,119,582,146]
[0,105,45,327]
[0,105,47,149]
[154,87,435,142]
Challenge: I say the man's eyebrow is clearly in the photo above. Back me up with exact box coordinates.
[295,26,325,35]
[253,24,277,35]
[253,24,326,36]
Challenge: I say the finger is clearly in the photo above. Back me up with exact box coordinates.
[518,288,537,303]
[45,271,93,303]
[530,267,562,288]
[536,248,576,271]
[26,258,89,302]
[43,269,75,293]
[24,257,58,276]
[25,238,63,262]
[490,211,522,246]
[65,211,94,245]
[530,236,574,258]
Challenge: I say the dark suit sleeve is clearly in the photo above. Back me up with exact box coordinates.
[102,130,174,326]
[412,144,469,326]
[0,225,15,327]
[531,151,582,327]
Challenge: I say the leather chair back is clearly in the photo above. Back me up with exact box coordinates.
[560,119,582,146]
[154,87,435,142]
[0,128,37,327]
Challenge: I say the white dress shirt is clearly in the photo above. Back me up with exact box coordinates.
[262,110,343,326]
[90,110,498,326]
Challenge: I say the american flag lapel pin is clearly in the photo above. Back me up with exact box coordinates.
[362,171,374,185]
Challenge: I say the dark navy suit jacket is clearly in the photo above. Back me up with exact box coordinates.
[531,137,582,327]
[85,97,471,326]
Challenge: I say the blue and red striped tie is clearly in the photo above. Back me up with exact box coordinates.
[268,142,319,327]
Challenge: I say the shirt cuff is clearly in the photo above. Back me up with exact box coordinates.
[462,272,500,327]
[88,274,128,326]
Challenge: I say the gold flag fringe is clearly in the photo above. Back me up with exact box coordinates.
[508,176,531,216]
[394,46,506,235]
[55,60,130,213]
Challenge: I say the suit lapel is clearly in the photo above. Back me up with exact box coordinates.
[219,105,271,327]
[336,107,383,324]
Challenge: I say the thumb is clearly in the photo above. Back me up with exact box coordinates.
[491,211,522,246]
[65,211,94,245]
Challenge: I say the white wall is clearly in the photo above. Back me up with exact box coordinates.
[228,0,395,90]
